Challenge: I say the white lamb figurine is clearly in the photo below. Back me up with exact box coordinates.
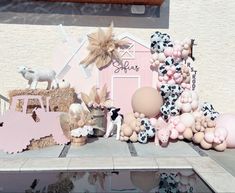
[18,66,58,90]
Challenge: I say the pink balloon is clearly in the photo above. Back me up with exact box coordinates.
[167,70,173,76]
[173,50,178,57]
[176,123,186,132]
[174,73,181,79]
[165,65,170,70]
[170,129,179,139]
[182,49,190,59]
[163,75,169,81]
[168,79,176,84]
[158,76,163,81]
[164,47,173,57]
[170,65,176,72]
[150,118,157,126]
[177,51,182,57]
[204,132,215,143]
[175,76,183,83]
[173,118,180,125]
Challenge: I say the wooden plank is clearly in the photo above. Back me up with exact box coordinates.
[37,0,164,5]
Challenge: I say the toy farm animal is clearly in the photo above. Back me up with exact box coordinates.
[104,107,123,140]
[155,127,171,147]
[154,117,171,146]
[18,65,58,90]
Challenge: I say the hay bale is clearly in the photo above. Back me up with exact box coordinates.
[27,135,56,150]
[9,88,77,112]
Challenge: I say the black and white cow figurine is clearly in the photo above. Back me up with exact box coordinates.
[104,107,123,140]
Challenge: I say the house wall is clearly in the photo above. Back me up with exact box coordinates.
[0,0,235,113]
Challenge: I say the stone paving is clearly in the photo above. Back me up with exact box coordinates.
[0,136,235,177]
[0,137,235,192]
[67,137,131,157]
[202,148,235,177]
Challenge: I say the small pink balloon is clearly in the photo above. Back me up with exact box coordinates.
[180,97,184,103]
[176,123,186,132]
[178,134,184,140]
[150,118,157,125]
[158,76,163,81]
[168,79,176,84]
[163,75,169,81]
[170,129,179,139]
[214,137,221,144]
[184,44,190,49]
[170,65,176,72]
[174,44,182,51]
[167,70,173,76]
[158,53,166,62]
[164,47,173,57]
[191,100,198,110]
[150,58,154,63]
[150,64,155,69]
[165,65,170,70]
[182,103,192,113]
[155,60,160,66]
[152,53,159,60]
[177,51,182,57]
[188,98,192,103]
[175,76,183,83]
[173,117,180,125]
[182,49,190,59]
[173,50,178,57]
[183,38,191,46]
[174,73,181,79]
[204,132,215,143]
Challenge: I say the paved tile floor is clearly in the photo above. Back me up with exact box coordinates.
[202,148,235,177]
[1,136,235,178]
[67,137,131,157]
[134,141,199,157]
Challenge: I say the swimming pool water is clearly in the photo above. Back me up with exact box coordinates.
[0,169,214,193]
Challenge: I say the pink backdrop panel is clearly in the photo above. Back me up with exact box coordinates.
[99,36,153,113]
[112,76,140,114]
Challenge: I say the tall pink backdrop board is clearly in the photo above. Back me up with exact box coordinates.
[53,33,155,114]
[52,37,99,94]
[99,35,154,114]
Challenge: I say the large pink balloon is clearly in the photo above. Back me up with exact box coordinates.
[216,114,235,148]
[131,87,163,118]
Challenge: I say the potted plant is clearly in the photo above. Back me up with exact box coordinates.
[70,109,95,146]
[80,84,112,136]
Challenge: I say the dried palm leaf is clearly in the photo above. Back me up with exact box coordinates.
[94,93,100,104]
[80,23,129,70]
[99,84,108,103]
[89,86,97,101]
[80,93,91,106]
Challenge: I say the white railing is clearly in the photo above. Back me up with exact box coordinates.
[0,94,9,115]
